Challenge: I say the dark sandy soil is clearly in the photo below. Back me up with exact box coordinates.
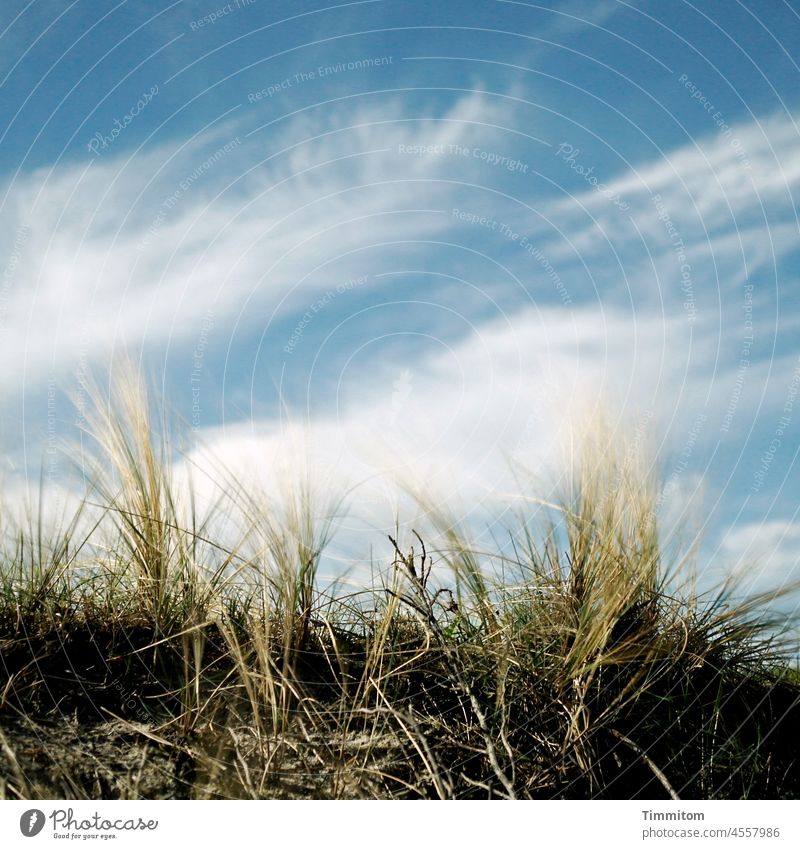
[0,710,408,799]
[0,621,406,799]
[2,616,799,800]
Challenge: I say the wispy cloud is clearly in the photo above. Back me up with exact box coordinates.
[0,89,536,392]
[2,88,799,590]
[715,519,800,595]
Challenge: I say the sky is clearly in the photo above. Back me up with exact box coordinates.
[0,0,799,597]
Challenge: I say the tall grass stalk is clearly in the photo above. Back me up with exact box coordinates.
[0,370,797,799]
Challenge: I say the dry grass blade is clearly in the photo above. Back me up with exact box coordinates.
[0,369,797,799]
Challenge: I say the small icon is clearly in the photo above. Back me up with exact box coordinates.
[20,809,45,837]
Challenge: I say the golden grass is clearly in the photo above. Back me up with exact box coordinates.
[0,366,798,799]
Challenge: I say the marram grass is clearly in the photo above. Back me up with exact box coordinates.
[0,368,798,800]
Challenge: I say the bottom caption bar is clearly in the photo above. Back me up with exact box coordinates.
[2,800,797,848]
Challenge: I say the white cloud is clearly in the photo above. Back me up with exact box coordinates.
[2,91,800,596]
[2,96,798,401]
[714,519,800,599]
[0,88,539,394]
[177,302,685,579]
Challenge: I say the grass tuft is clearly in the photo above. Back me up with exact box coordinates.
[0,370,798,799]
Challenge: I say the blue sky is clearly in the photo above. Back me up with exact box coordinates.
[1,0,799,594]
